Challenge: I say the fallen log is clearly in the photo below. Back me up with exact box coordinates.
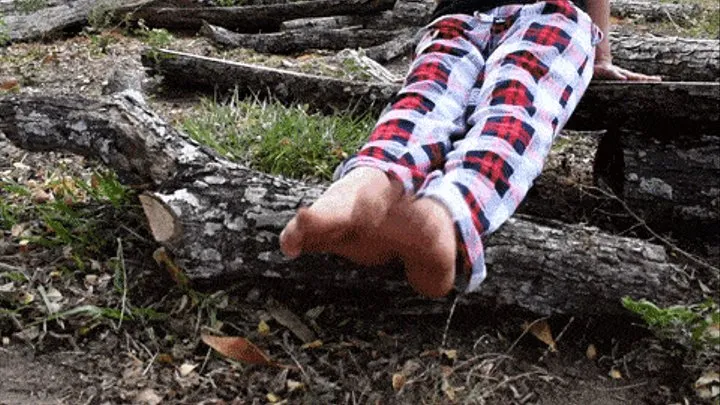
[142,49,398,113]
[278,0,434,32]
[279,13,395,31]
[3,0,156,42]
[610,0,703,24]
[131,0,396,33]
[611,34,719,82]
[0,92,699,316]
[365,28,417,63]
[565,80,719,134]
[142,49,720,135]
[200,22,400,54]
[593,129,720,246]
[391,0,434,24]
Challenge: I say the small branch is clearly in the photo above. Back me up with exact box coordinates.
[585,185,719,274]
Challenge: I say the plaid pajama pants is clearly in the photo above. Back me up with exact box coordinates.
[337,0,601,292]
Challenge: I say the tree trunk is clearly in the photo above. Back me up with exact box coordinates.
[143,49,720,135]
[611,34,719,82]
[0,93,699,316]
[3,0,156,42]
[200,23,400,54]
[610,0,703,24]
[130,0,397,33]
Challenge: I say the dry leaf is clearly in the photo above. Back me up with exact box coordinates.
[258,319,271,336]
[178,363,198,377]
[706,323,720,340]
[10,223,25,238]
[267,299,316,344]
[586,344,597,361]
[392,373,406,391]
[301,339,323,350]
[609,369,622,379]
[0,77,19,91]
[266,393,281,403]
[135,388,163,405]
[201,334,274,367]
[441,378,456,401]
[153,248,189,288]
[157,353,174,364]
[441,349,458,360]
[695,371,720,399]
[286,379,304,392]
[523,320,557,351]
[31,189,53,203]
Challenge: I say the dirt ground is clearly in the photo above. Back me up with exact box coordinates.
[1,3,718,404]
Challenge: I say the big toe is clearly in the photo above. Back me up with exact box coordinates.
[280,209,308,258]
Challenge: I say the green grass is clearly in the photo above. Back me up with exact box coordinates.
[0,13,9,45]
[0,169,133,262]
[15,0,47,14]
[181,95,376,180]
[657,0,720,38]
[623,297,720,351]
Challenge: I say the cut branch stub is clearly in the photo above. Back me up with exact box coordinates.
[139,194,183,243]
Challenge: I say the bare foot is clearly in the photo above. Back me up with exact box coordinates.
[384,197,457,298]
[279,167,403,259]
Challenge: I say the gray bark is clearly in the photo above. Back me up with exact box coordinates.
[611,34,719,82]
[143,49,720,135]
[3,0,156,42]
[566,80,719,135]
[610,0,704,24]
[142,49,398,113]
[129,0,396,32]
[0,92,698,316]
[200,22,401,54]
[279,13,396,31]
[593,129,720,245]
[390,0,434,25]
[365,28,417,63]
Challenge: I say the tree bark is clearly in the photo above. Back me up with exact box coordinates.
[611,34,719,82]
[565,80,719,134]
[200,22,401,54]
[0,93,699,316]
[390,0,434,25]
[3,0,156,42]
[593,129,720,245]
[610,0,703,24]
[365,28,417,63]
[130,0,397,33]
[142,49,398,113]
[279,13,396,31]
[143,49,720,135]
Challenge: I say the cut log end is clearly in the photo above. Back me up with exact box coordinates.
[139,193,183,243]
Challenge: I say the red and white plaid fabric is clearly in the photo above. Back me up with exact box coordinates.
[337,0,601,292]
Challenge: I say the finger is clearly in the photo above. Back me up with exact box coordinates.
[279,215,304,258]
[625,71,662,82]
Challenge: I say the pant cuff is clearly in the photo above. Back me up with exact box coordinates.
[334,155,423,195]
[417,172,487,293]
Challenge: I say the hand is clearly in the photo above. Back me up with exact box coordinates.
[594,61,662,82]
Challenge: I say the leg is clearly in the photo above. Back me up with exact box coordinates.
[412,0,600,292]
[281,15,492,263]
